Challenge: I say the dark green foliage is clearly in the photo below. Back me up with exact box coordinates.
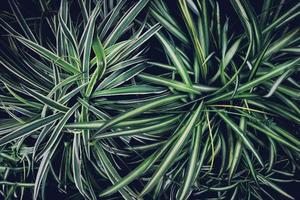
[0,0,299,199]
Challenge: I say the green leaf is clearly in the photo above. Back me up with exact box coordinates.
[99,153,156,197]
[248,122,300,152]
[119,23,161,60]
[0,113,63,146]
[98,0,126,39]
[138,73,200,94]
[217,112,263,166]
[33,103,80,199]
[150,2,188,44]
[58,14,79,56]
[15,37,80,74]
[179,0,207,78]
[93,94,186,135]
[9,0,37,43]
[98,64,146,89]
[66,115,173,130]
[258,175,295,200]
[42,103,80,156]
[24,87,69,112]
[94,116,180,139]
[156,32,193,87]
[229,135,242,181]
[221,38,242,83]
[93,145,136,199]
[72,133,89,198]
[264,29,299,59]
[104,0,149,47]
[85,37,106,97]
[92,84,166,97]
[139,102,203,197]
[209,58,300,103]
[178,126,201,200]
[81,5,100,85]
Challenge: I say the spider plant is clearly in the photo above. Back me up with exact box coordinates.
[0,0,299,199]
[0,0,163,199]
[126,0,299,199]
[0,143,33,199]
[89,0,299,199]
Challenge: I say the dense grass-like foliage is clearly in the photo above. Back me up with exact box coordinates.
[0,0,299,199]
